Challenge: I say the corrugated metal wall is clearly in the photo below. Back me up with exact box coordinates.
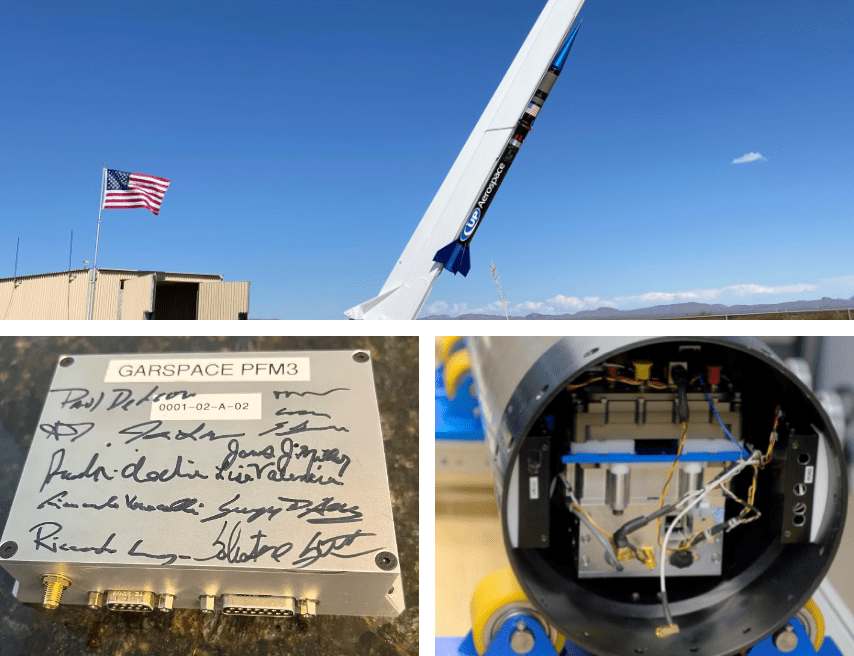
[0,270,247,320]
[92,271,123,320]
[120,275,155,320]
[0,271,90,319]
[198,281,250,319]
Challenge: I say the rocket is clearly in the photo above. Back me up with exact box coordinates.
[432,20,582,277]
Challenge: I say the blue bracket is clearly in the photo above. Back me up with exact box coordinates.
[562,451,743,464]
[435,365,484,442]
[750,617,842,655]
[455,615,567,656]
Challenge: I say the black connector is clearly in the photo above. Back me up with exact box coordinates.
[613,504,676,549]
[672,364,689,423]
[669,549,694,569]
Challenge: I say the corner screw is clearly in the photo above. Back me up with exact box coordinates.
[59,357,74,368]
[0,541,17,559]
[375,551,397,570]
[352,351,370,363]
[42,574,71,609]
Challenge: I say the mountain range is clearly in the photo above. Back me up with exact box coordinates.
[423,296,854,320]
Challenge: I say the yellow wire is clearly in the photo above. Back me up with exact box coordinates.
[766,405,781,461]
[566,376,602,390]
[571,503,613,543]
[658,421,689,549]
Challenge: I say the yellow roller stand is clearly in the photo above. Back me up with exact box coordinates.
[802,598,825,652]
[470,567,565,655]
[443,349,472,400]
[438,336,465,363]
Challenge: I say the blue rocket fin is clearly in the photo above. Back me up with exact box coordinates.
[433,241,471,277]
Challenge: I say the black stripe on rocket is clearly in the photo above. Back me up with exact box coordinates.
[433,19,582,277]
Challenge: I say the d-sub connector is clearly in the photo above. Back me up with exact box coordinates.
[105,590,157,612]
[220,594,296,617]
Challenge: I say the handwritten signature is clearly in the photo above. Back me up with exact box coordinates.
[214,437,351,485]
[49,386,196,412]
[200,492,361,524]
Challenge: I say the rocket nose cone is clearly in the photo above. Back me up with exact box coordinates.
[550,19,582,73]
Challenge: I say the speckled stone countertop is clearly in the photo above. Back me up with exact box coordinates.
[0,336,418,656]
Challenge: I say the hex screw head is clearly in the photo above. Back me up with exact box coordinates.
[199,595,217,613]
[87,591,104,609]
[42,574,71,609]
[158,593,175,612]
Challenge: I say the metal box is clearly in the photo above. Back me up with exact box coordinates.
[0,351,403,617]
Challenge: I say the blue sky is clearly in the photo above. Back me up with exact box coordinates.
[1,0,851,319]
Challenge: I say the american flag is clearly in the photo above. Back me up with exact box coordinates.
[103,169,171,215]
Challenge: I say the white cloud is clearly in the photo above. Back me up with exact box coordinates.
[732,152,767,164]
[728,283,817,296]
[425,300,448,314]
[549,294,616,310]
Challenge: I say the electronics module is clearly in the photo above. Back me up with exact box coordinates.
[0,351,403,617]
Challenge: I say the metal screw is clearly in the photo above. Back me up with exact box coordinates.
[199,595,217,613]
[59,357,74,368]
[157,593,175,612]
[299,598,317,617]
[42,574,71,609]
[581,534,592,544]
[580,556,590,568]
[352,351,370,363]
[375,551,397,570]
[87,591,104,609]
[0,541,17,559]
[510,622,535,654]
[711,553,721,563]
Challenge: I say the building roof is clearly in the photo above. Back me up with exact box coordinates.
[0,268,224,284]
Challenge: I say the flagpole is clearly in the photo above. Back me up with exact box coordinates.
[87,165,107,320]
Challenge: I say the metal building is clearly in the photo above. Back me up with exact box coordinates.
[0,269,249,320]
